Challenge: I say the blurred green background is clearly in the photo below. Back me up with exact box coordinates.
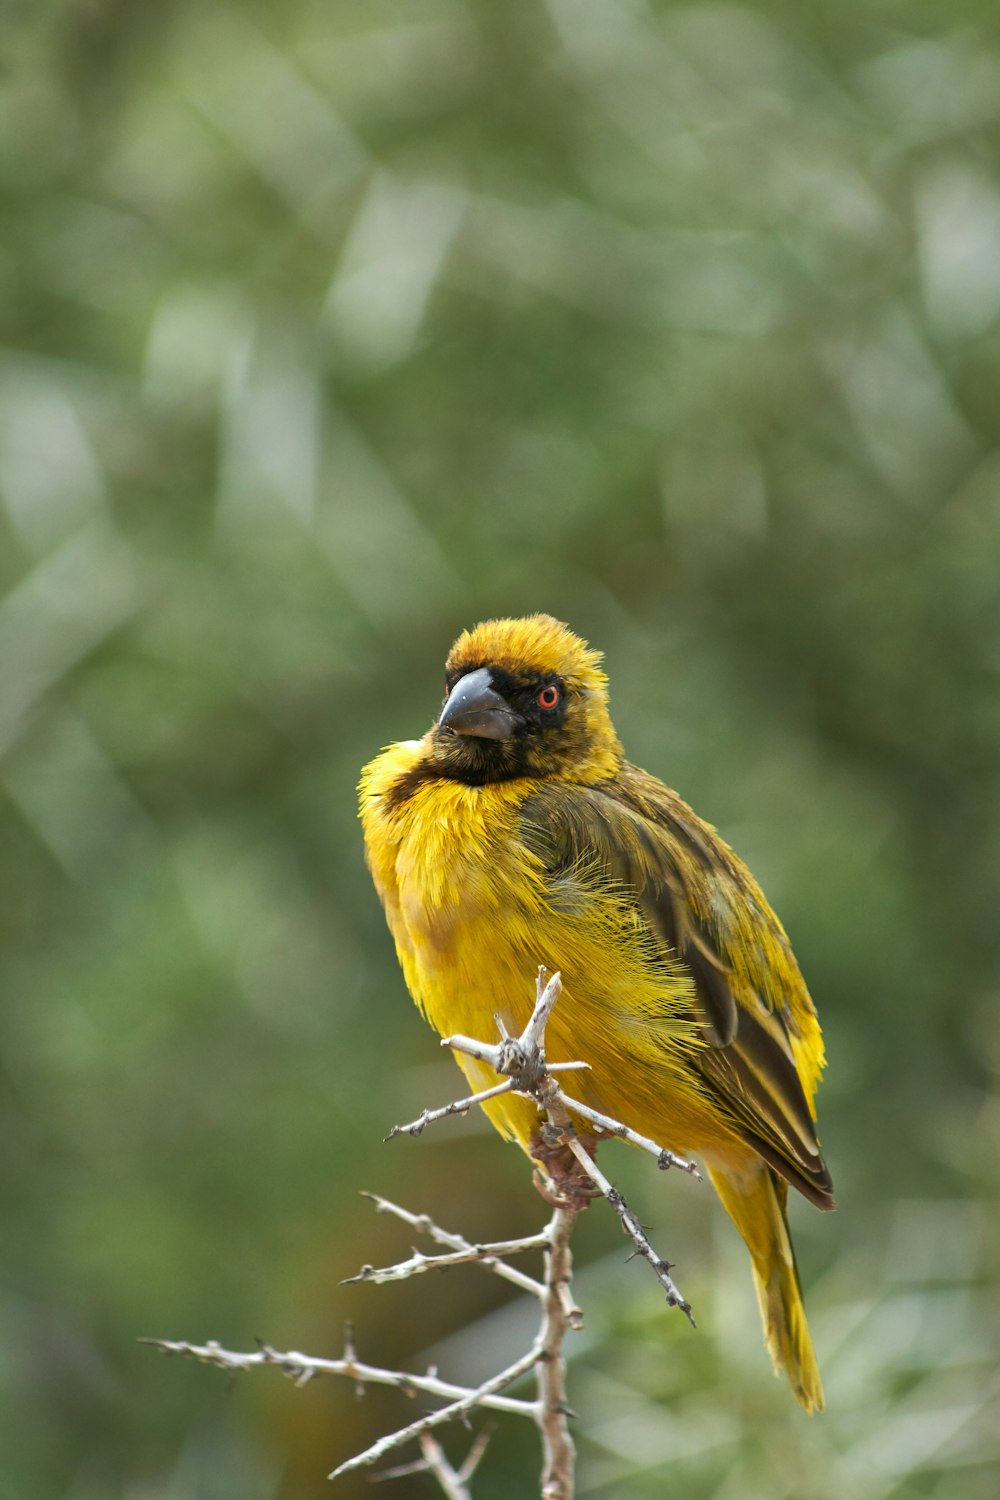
[3,1,1000,1495]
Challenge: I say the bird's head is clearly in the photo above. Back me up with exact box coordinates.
[428,615,623,785]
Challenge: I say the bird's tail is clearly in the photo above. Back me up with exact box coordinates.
[708,1163,824,1413]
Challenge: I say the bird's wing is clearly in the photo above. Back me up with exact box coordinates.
[520,767,833,1209]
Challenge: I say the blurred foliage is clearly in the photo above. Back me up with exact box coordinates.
[2,0,1000,1495]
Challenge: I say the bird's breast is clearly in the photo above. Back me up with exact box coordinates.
[366,770,553,1041]
[392,779,541,949]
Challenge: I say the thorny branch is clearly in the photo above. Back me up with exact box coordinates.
[145,967,699,1498]
[347,1194,547,1298]
[142,1329,536,1416]
[440,969,698,1319]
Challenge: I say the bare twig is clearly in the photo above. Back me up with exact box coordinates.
[385,1064,591,1141]
[343,1237,547,1288]
[562,1133,694,1324]
[453,1424,497,1483]
[147,964,699,1498]
[443,966,566,1087]
[374,1429,495,1499]
[328,1342,541,1479]
[555,1090,701,1177]
[141,1334,535,1416]
[385,1078,515,1139]
[357,1193,546,1298]
[442,968,695,1319]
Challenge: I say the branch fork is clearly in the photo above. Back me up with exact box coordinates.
[401,968,699,1317]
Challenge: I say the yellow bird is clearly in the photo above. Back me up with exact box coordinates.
[359,615,832,1411]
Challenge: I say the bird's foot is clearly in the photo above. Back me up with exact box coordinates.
[530,1127,602,1212]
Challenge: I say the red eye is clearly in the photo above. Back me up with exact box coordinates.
[538,684,560,710]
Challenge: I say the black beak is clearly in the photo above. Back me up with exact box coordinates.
[438,668,520,741]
